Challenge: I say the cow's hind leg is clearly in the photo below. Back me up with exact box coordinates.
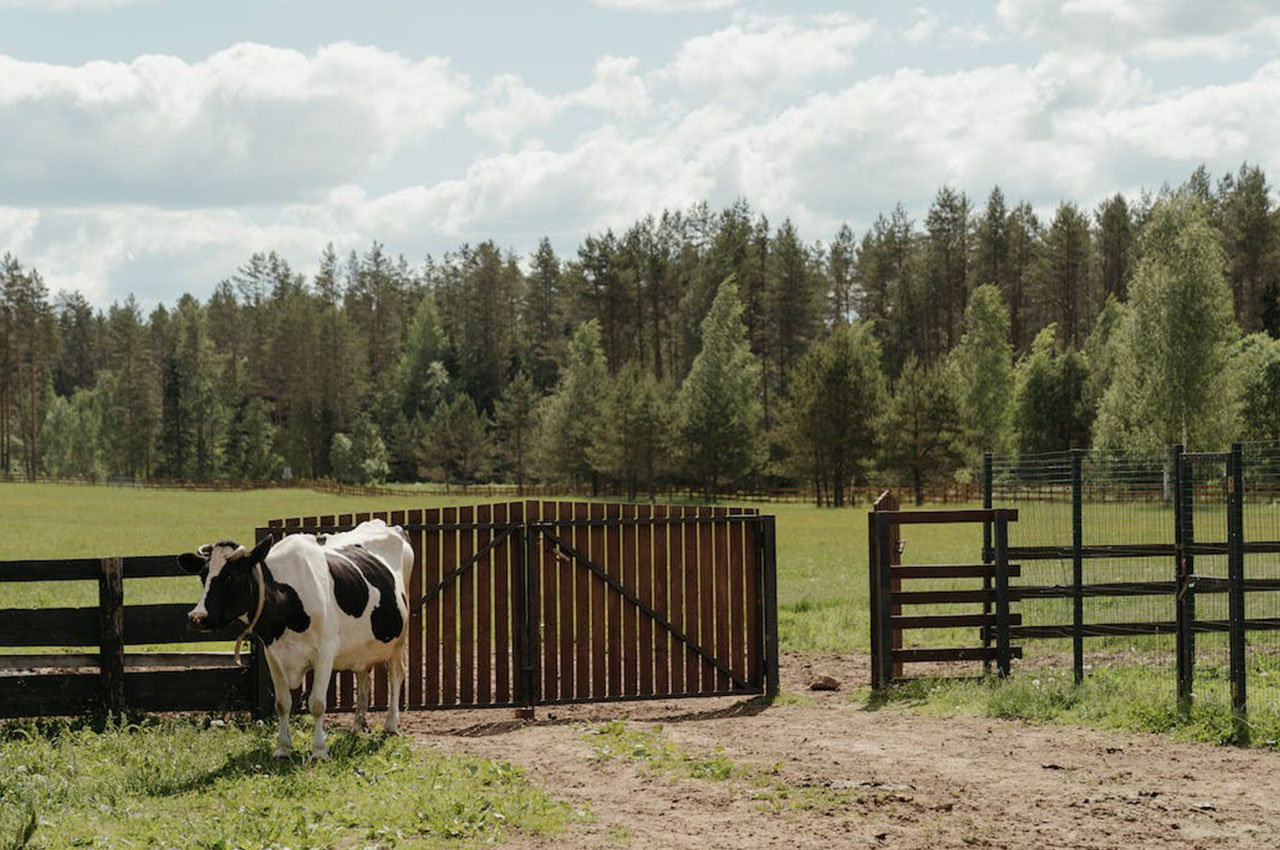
[385,638,408,734]
[353,670,372,732]
[308,649,336,760]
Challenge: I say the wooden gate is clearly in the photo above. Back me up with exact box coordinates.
[258,501,778,713]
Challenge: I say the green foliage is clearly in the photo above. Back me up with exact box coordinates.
[1235,333,1280,441]
[420,393,493,488]
[1095,194,1241,450]
[38,388,106,479]
[589,362,672,500]
[223,397,285,480]
[494,370,539,493]
[675,277,764,497]
[587,721,741,781]
[397,293,452,423]
[1013,325,1091,454]
[775,322,886,506]
[881,355,966,505]
[536,320,609,490]
[0,718,576,849]
[950,284,1014,457]
[330,413,390,484]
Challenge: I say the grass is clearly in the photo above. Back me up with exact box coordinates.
[0,717,579,850]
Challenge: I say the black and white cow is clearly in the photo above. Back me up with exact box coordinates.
[179,519,413,759]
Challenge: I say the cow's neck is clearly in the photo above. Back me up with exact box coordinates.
[242,564,311,645]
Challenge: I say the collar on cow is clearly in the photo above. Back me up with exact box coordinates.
[233,561,267,667]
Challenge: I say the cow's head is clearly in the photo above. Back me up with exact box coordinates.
[179,538,272,631]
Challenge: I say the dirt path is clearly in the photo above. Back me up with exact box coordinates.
[400,654,1280,849]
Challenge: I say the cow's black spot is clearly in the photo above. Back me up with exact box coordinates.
[254,563,310,646]
[326,551,370,618]
[329,545,403,643]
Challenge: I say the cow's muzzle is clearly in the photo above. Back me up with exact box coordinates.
[187,610,213,631]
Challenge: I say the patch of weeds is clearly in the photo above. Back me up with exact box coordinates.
[603,822,635,845]
[587,720,741,780]
[0,716,579,848]
[771,690,814,707]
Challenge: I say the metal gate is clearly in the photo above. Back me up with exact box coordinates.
[257,501,778,714]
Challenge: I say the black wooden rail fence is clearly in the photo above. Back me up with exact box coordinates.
[0,501,778,718]
[0,556,256,718]
[870,442,1280,741]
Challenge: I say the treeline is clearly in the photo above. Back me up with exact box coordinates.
[2,163,1278,504]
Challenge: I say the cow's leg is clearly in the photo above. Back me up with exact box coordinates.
[308,648,337,760]
[385,639,408,734]
[265,652,293,758]
[353,670,371,732]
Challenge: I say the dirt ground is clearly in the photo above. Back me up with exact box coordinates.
[400,653,1280,850]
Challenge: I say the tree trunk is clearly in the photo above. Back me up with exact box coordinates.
[914,467,924,506]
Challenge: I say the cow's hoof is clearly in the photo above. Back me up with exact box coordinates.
[272,746,292,759]
[383,724,399,736]
[308,748,329,762]
[352,718,368,733]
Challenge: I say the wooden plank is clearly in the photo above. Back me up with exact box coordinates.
[402,509,423,707]
[698,506,715,692]
[459,505,475,706]
[122,555,197,579]
[423,508,441,706]
[493,503,511,704]
[744,511,760,687]
[606,503,622,697]
[637,504,654,696]
[892,564,1022,579]
[441,507,458,705]
[668,506,686,693]
[892,589,1001,606]
[0,651,245,671]
[535,500,555,701]
[120,603,240,645]
[893,647,1024,663]
[476,503,492,706]
[558,500,575,701]
[370,511,389,710]
[892,613,1022,629]
[0,558,103,582]
[509,501,527,705]
[653,505,670,695]
[728,513,745,688]
[622,503,638,697]
[573,501,590,699]
[590,502,607,700]
[684,505,700,694]
[0,672,100,717]
[99,557,125,715]
[124,667,253,711]
[883,509,1018,525]
[713,506,730,692]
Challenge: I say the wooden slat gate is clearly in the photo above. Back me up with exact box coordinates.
[258,501,778,713]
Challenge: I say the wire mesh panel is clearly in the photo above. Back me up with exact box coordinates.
[1243,441,1280,739]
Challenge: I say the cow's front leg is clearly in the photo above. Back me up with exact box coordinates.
[353,670,372,732]
[308,649,337,760]
[265,652,293,758]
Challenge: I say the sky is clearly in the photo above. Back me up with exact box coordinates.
[1,0,1279,307]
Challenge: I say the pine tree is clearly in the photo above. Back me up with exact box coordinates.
[420,394,492,490]
[1094,193,1136,302]
[949,284,1015,457]
[881,355,965,505]
[1034,202,1093,347]
[536,320,608,492]
[675,278,763,498]
[589,362,671,500]
[1013,325,1090,454]
[494,371,539,495]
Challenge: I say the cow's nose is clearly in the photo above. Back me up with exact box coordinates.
[188,611,206,627]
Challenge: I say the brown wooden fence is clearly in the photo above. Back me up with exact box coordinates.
[0,556,256,718]
[258,501,779,713]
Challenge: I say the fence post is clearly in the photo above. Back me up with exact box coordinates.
[982,453,993,673]
[994,514,1011,678]
[874,511,895,689]
[517,509,538,717]
[1071,449,1084,685]
[1173,444,1194,716]
[98,556,126,717]
[1228,443,1248,743]
[762,515,780,699]
[868,509,881,689]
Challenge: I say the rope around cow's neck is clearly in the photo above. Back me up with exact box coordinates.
[234,562,267,667]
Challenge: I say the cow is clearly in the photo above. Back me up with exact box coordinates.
[179,519,413,759]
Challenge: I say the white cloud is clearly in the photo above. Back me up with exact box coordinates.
[904,8,939,44]
[0,42,471,206]
[593,0,735,11]
[0,0,152,9]
[667,12,875,95]
[997,0,1280,58]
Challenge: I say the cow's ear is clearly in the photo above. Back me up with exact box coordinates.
[177,552,206,574]
[248,537,273,564]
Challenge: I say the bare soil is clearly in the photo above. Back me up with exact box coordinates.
[399,653,1280,850]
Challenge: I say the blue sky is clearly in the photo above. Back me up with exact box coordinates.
[1,0,1278,306]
